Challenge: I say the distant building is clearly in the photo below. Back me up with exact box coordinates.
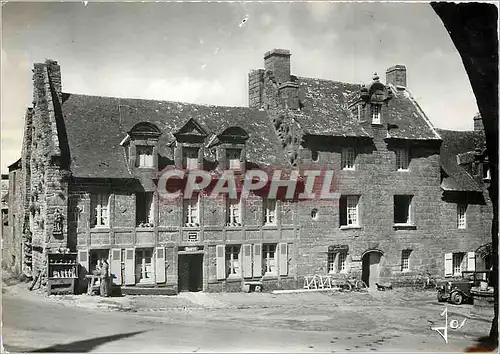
[5,50,492,292]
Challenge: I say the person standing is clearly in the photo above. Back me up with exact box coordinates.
[100,258,110,297]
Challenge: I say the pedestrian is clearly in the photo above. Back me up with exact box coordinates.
[100,258,110,297]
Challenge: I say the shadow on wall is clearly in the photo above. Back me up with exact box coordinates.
[31,330,146,353]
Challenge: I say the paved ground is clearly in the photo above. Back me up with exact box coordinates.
[2,277,495,353]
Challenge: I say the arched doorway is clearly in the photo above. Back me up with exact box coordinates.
[361,250,383,287]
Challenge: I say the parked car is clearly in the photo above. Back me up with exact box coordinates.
[437,270,492,305]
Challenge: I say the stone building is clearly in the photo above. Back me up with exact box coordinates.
[5,49,492,293]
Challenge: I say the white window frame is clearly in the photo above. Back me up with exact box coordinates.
[226,198,242,226]
[183,196,200,226]
[452,253,464,276]
[184,147,199,170]
[371,104,381,124]
[457,203,467,229]
[341,147,356,170]
[327,251,348,274]
[136,145,154,168]
[136,248,154,283]
[396,148,409,171]
[346,196,359,227]
[91,193,110,228]
[226,245,241,278]
[401,250,411,272]
[227,149,241,170]
[263,199,277,225]
[262,244,277,276]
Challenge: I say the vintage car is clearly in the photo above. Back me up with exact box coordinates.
[437,270,492,305]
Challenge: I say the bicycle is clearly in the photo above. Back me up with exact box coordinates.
[339,275,368,292]
[413,272,437,290]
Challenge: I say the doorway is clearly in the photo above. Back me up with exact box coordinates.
[361,251,382,287]
[178,254,203,292]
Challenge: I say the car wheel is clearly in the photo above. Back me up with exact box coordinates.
[451,291,463,305]
[437,291,447,302]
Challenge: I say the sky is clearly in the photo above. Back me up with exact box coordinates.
[1,1,481,174]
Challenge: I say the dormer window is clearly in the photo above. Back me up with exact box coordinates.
[227,149,241,170]
[184,147,199,170]
[136,146,154,168]
[371,104,381,124]
[483,162,491,181]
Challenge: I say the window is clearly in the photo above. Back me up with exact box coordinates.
[262,244,277,275]
[394,195,412,225]
[371,104,381,124]
[91,193,110,227]
[183,196,200,226]
[135,248,153,283]
[328,251,348,273]
[457,204,467,229]
[227,149,241,170]
[90,249,110,273]
[396,148,409,171]
[263,199,277,225]
[339,195,359,227]
[483,163,491,181]
[453,253,465,276]
[184,147,199,170]
[136,146,154,168]
[226,198,241,226]
[136,192,154,227]
[341,148,356,170]
[226,245,241,277]
[401,250,411,272]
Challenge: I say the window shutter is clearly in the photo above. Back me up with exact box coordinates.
[174,144,182,168]
[339,197,347,226]
[110,248,122,285]
[124,248,135,285]
[216,245,226,280]
[219,147,227,170]
[253,243,262,277]
[444,253,453,277]
[78,249,89,275]
[156,247,166,283]
[467,252,476,271]
[242,244,252,278]
[279,243,288,276]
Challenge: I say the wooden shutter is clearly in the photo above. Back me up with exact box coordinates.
[78,249,89,275]
[110,248,122,285]
[124,248,135,285]
[216,245,226,280]
[279,243,288,276]
[467,252,476,271]
[174,144,182,168]
[253,243,262,277]
[242,244,252,278]
[444,253,453,277]
[156,247,166,283]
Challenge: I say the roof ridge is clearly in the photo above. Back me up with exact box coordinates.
[403,87,442,140]
[296,76,360,87]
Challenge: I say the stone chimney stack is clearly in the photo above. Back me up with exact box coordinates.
[386,65,407,89]
[45,59,62,104]
[473,112,484,132]
[264,49,291,85]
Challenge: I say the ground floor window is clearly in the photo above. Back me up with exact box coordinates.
[401,250,411,272]
[327,251,348,273]
[135,248,153,283]
[226,245,241,277]
[262,244,277,275]
[90,249,110,274]
[452,252,465,276]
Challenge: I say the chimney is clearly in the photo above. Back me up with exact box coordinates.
[248,69,264,109]
[264,49,291,85]
[473,112,484,132]
[45,59,62,104]
[386,65,407,89]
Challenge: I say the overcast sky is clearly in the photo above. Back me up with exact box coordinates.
[1,2,480,174]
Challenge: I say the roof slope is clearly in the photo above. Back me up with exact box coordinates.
[437,128,486,192]
[296,77,440,140]
[61,93,286,178]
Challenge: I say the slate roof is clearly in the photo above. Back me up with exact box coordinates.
[295,77,441,141]
[61,94,287,178]
[437,128,486,192]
